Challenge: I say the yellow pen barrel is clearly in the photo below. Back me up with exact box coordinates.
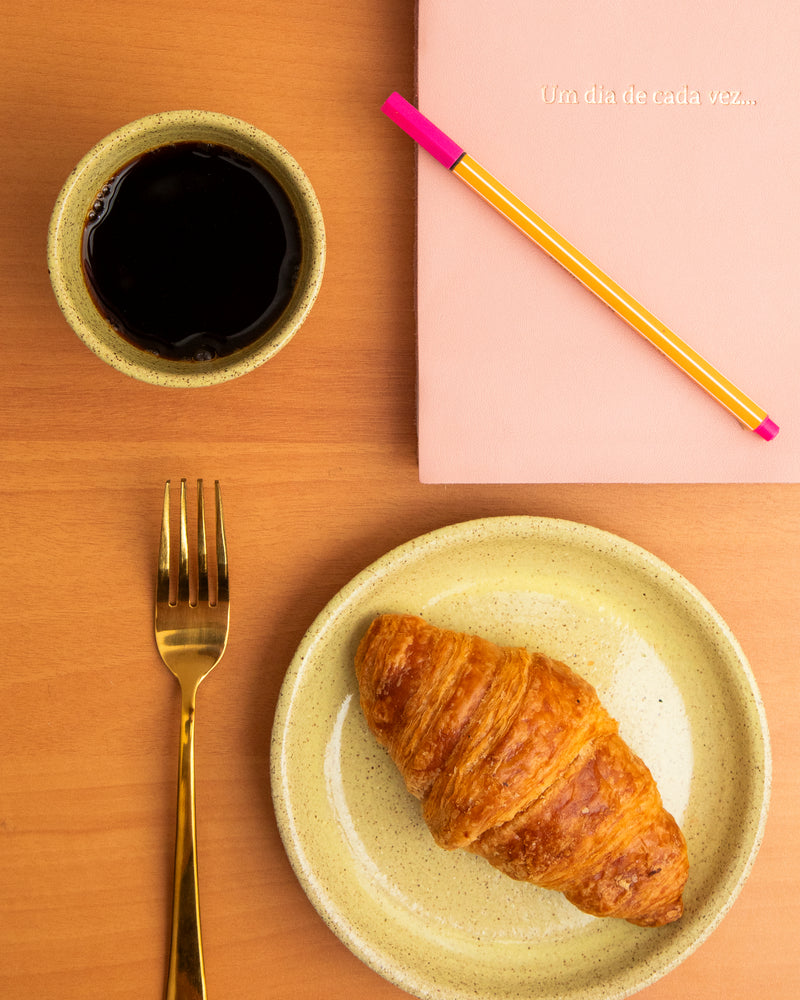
[452,153,767,430]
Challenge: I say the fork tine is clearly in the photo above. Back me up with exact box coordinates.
[214,480,229,606]
[197,479,209,606]
[177,478,190,605]
[157,481,172,605]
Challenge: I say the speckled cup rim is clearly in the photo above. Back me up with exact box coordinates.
[47,110,325,387]
[271,515,772,1000]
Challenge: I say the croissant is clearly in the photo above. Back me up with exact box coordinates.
[354,613,689,927]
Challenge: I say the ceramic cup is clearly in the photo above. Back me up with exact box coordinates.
[47,110,325,387]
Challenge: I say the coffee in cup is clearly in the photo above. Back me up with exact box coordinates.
[48,111,325,386]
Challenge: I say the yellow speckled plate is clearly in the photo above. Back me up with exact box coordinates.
[271,517,770,1000]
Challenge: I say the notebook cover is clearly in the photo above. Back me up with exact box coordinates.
[416,0,799,482]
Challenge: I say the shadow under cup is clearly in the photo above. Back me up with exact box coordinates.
[47,111,325,387]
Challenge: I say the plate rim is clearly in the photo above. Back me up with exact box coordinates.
[271,515,772,1000]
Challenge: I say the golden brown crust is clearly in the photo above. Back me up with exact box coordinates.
[355,612,689,927]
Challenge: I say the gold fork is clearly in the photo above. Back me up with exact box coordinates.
[156,479,229,1000]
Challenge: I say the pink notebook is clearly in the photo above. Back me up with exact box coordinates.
[415,1,799,482]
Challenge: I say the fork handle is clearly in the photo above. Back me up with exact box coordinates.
[166,685,207,1000]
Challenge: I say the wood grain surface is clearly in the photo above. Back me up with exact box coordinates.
[1,3,797,998]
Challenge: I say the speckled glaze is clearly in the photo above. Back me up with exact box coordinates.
[47,110,325,386]
[271,516,771,1000]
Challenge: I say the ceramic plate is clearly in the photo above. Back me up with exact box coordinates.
[271,517,770,1000]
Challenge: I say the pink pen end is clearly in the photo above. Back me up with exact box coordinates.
[382,92,464,169]
[754,416,779,440]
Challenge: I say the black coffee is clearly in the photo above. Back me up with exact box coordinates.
[81,141,302,361]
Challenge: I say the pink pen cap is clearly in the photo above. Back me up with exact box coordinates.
[382,92,464,169]
[754,416,779,440]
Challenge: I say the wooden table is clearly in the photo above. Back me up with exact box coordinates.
[2,3,797,998]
